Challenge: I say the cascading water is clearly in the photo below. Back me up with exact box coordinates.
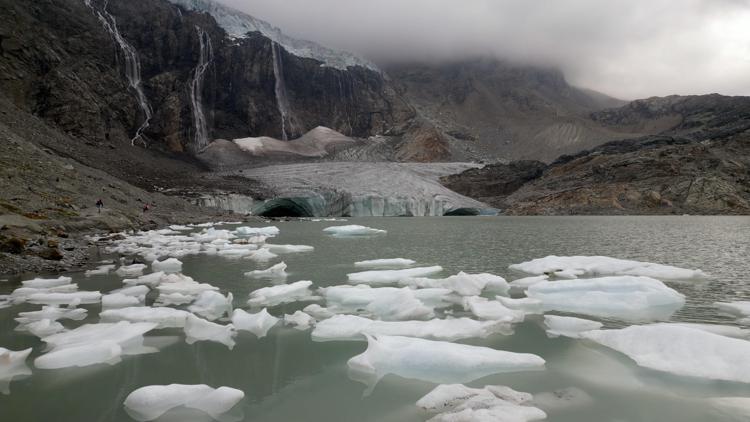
[83,0,152,146]
[189,26,213,151]
[271,41,296,141]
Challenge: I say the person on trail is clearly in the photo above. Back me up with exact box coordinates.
[143,203,150,213]
[95,199,103,213]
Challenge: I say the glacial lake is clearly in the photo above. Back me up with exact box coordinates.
[2,216,750,421]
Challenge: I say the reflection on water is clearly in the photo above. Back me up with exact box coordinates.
[1,216,750,421]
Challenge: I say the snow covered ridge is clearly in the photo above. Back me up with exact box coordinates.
[166,0,378,70]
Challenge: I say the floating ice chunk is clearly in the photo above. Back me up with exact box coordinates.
[509,255,708,281]
[85,264,116,277]
[264,244,314,253]
[231,308,279,338]
[247,247,278,262]
[284,311,315,330]
[154,292,194,307]
[151,258,183,273]
[543,315,602,338]
[235,226,280,237]
[715,301,750,318]
[347,335,545,387]
[366,291,434,320]
[322,285,451,319]
[247,280,316,307]
[581,324,750,383]
[111,285,150,298]
[123,384,245,422]
[11,284,79,302]
[101,307,191,328]
[347,266,443,285]
[184,315,236,349]
[188,291,233,321]
[115,264,148,277]
[464,297,525,323]
[192,228,235,242]
[667,323,750,339]
[417,384,545,422]
[123,271,165,287]
[532,387,594,412]
[0,347,32,394]
[312,315,510,342]
[303,304,334,320]
[244,262,288,279]
[509,275,549,294]
[27,291,101,306]
[169,225,192,231]
[217,247,257,257]
[323,225,387,237]
[157,279,219,296]
[16,318,65,338]
[41,321,158,351]
[527,276,685,321]
[403,272,509,296]
[102,293,143,310]
[497,297,544,314]
[21,276,72,289]
[15,306,87,324]
[35,342,122,369]
[354,258,416,269]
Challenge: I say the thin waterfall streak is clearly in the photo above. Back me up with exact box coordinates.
[84,0,152,146]
[190,26,213,151]
[272,41,296,141]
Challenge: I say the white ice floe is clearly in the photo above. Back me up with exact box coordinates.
[463,297,525,323]
[115,264,148,277]
[667,323,750,339]
[284,311,315,330]
[216,247,257,258]
[509,255,707,281]
[15,306,87,325]
[312,315,510,342]
[27,291,101,306]
[102,293,144,310]
[188,291,233,321]
[715,301,750,318]
[192,228,235,243]
[123,271,166,287]
[302,304,335,320]
[354,258,415,269]
[231,308,279,338]
[10,284,79,303]
[157,279,219,297]
[101,307,192,328]
[151,258,183,273]
[581,324,750,383]
[247,280,316,307]
[543,315,603,338]
[323,225,387,237]
[17,319,66,338]
[154,292,194,307]
[169,225,192,231]
[235,226,280,237]
[526,276,685,321]
[244,262,288,279]
[509,275,549,294]
[0,347,32,394]
[21,276,72,289]
[184,315,236,349]
[403,272,509,296]
[347,335,545,386]
[322,285,451,320]
[417,384,545,422]
[347,266,443,285]
[263,244,314,253]
[123,384,244,422]
[111,285,150,298]
[497,297,544,314]
[85,264,116,277]
[247,248,278,262]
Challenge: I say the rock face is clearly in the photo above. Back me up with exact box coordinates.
[440,161,546,208]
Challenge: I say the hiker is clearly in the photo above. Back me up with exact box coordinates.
[142,203,150,213]
[95,199,103,213]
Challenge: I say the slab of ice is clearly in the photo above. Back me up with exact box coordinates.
[323,225,387,237]
[116,264,148,277]
[526,276,685,321]
[347,335,545,386]
[191,228,235,242]
[264,244,314,253]
[111,285,150,298]
[284,311,315,330]
[322,285,451,320]
[417,384,545,422]
[20,319,66,337]
[509,275,549,294]
[21,276,72,289]
[247,280,316,307]
[464,297,525,323]
[715,301,750,318]
[102,293,143,310]
[0,347,32,394]
[123,271,166,287]
[366,291,434,321]
[16,306,87,325]
[11,284,79,302]
[244,262,288,279]
[169,225,192,231]
[581,324,750,383]
[27,291,101,306]
[668,323,750,339]
[347,266,443,285]
[235,226,279,237]
[231,308,279,338]
[302,304,335,320]
[510,255,708,281]
[123,384,244,422]
[247,248,278,262]
[354,258,416,269]
[151,258,183,273]
[188,291,233,321]
[543,315,602,338]
[184,315,236,349]
[403,272,509,296]
[154,292,195,307]
[85,264,116,277]
[101,307,191,328]
[217,247,257,257]
[157,279,219,296]
[312,315,510,342]
[497,297,544,314]
[35,341,123,369]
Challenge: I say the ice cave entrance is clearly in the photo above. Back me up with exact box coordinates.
[254,198,315,217]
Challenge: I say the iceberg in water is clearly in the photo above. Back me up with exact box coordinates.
[463,297,525,323]
[509,255,707,281]
[323,225,387,237]
[247,280,316,307]
[0,347,32,394]
[509,275,549,294]
[244,262,288,279]
[101,307,192,328]
[312,315,510,342]
[232,308,279,338]
[188,291,233,321]
[417,384,545,422]
[321,285,451,320]
[151,258,183,273]
[27,291,101,306]
[115,264,148,277]
[123,384,244,422]
[526,276,685,321]
[581,324,750,383]
[543,315,603,338]
[347,266,443,285]
[15,306,87,325]
[347,335,545,387]
[21,276,72,289]
[354,258,416,269]
[85,264,116,277]
[284,311,315,330]
[102,293,144,310]
[715,301,750,318]
[403,272,509,296]
[263,244,314,253]
[184,315,236,349]
[234,226,280,237]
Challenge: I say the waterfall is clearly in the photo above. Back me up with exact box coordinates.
[189,26,213,151]
[83,0,153,146]
[271,41,296,141]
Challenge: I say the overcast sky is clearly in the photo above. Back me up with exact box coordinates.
[218,0,750,100]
